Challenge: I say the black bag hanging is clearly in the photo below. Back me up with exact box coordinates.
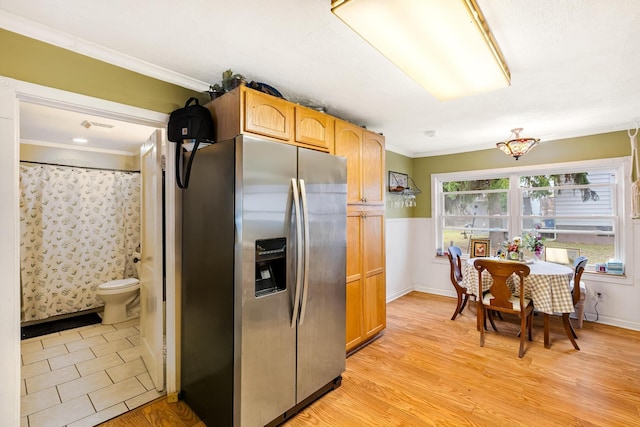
[168,97,215,189]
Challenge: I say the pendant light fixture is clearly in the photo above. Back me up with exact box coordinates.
[330,0,511,101]
[496,128,540,160]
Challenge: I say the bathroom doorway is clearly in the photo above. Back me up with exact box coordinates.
[0,77,180,426]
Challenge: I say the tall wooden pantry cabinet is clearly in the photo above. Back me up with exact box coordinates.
[335,120,386,353]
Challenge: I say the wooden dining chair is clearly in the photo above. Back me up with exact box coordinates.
[474,259,534,358]
[542,257,586,351]
[446,246,472,320]
[570,256,588,329]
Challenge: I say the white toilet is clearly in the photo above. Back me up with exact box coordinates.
[97,252,142,324]
[96,278,141,324]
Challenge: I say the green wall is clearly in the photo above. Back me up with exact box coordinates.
[411,130,630,217]
[3,29,631,221]
[0,29,204,113]
[385,150,415,218]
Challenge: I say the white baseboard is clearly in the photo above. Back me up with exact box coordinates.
[582,312,640,331]
[410,287,640,331]
[386,286,413,303]
[412,284,456,299]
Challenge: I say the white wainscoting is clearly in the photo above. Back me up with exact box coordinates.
[385,218,418,302]
[387,217,640,331]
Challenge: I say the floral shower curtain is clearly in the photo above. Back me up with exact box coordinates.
[20,164,141,322]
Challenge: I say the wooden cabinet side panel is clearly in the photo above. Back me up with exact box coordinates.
[335,120,362,204]
[244,89,293,141]
[204,89,241,143]
[362,131,385,205]
[295,107,334,151]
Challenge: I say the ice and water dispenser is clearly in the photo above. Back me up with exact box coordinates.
[255,238,286,297]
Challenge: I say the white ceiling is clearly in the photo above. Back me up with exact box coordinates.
[20,102,158,154]
[3,0,640,157]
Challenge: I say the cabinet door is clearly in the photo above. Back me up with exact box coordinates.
[335,120,363,205]
[362,211,386,338]
[295,106,334,151]
[346,212,363,352]
[362,131,385,206]
[244,89,293,141]
[346,210,386,352]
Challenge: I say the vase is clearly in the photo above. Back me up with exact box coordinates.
[534,251,543,262]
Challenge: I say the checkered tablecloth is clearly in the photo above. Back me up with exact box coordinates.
[462,258,575,314]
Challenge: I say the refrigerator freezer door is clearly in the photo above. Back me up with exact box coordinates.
[296,148,347,402]
[239,137,298,426]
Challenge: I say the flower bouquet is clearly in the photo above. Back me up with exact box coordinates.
[523,226,545,260]
[497,237,522,260]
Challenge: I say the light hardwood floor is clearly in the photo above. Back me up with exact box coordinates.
[102,292,640,426]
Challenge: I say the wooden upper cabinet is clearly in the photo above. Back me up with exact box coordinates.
[295,106,334,151]
[334,120,385,206]
[362,131,385,205]
[205,86,331,152]
[335,121,363,205]
[244,89,293,141]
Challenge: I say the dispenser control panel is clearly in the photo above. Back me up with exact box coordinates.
[255,238,286,297]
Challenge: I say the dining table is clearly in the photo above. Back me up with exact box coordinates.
[462,257,579,350]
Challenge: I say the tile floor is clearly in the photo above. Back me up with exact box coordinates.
[20,317,164,427]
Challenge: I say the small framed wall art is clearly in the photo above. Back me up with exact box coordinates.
[388,171,408,192]
[469,238,491,258]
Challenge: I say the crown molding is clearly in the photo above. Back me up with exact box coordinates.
[0,10,210,92]
[385,143,416,158]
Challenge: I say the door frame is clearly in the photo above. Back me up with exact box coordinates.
[0,76,181,425]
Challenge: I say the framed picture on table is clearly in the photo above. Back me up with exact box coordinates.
[469,238,491,258]
[544,247,580,265]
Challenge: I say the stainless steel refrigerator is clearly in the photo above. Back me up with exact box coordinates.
[180,135,347,426]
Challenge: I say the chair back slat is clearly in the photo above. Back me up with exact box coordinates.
[572,256,588,306]
[474,259,530,310]
[447,246,463,283]
[473,258,534,358]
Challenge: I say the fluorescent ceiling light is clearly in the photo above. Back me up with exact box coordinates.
[72,137,88,143]
[331,0,511,101]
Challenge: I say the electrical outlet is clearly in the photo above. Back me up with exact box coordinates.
[596,291,604,302]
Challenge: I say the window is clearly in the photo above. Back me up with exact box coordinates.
[434,159,626,269]
[439,177,510,252]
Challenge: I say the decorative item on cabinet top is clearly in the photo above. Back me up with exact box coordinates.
[207,68,285,100]
[388,171,421,208]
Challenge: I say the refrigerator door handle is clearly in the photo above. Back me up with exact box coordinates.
[298,179,311,325]
[291,178,303,328]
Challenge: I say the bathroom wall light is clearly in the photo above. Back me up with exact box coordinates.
[331,0,511,101]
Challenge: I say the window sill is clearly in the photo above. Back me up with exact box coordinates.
[584,270,632,285]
